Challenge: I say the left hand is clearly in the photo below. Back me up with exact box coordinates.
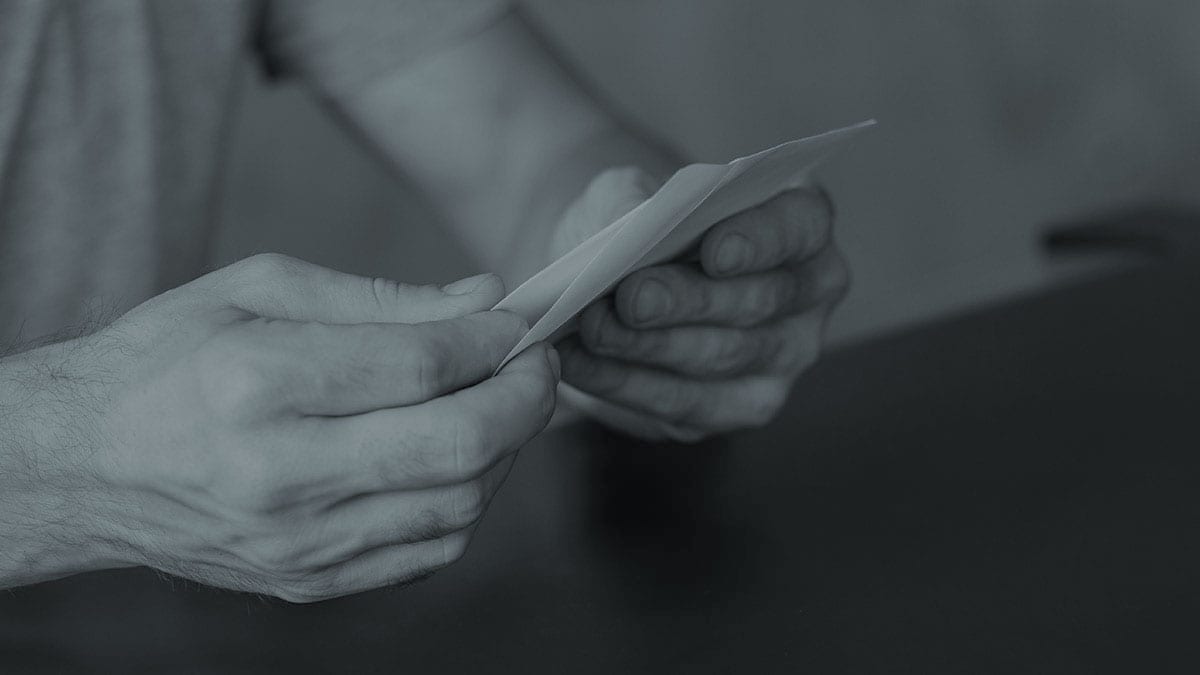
[551,167,850,442]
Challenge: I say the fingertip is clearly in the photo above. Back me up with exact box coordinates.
[486,308,531,340]
[500,340,552,374]
[496,342,560,423]
[702,231,754,277]
[614,272,673,327]
[442,272,505,306]
[476,273,508,305]
[700,186,836,276]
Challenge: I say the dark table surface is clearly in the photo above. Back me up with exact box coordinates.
[2,249,1199,673]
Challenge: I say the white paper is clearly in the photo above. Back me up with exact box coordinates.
[494,119,875,370]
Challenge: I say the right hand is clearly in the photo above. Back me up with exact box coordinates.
[0,254,558,602]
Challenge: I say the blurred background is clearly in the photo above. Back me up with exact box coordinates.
[213,0,1200,344]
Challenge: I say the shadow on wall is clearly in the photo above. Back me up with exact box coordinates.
[212,0,1200,343]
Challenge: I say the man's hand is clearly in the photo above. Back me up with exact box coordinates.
[552,168,849,442]
[0,254,559,601]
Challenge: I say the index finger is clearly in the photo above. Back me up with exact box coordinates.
[699,186,834,277]
[231,310,528,416]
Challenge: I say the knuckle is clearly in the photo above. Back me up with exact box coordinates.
[237,252,302,283]
[195,330,277,417]
[448,480,489,529]
[407,507,455,541]
[404,335,453,399]
[367,276,408,311]
[449,416,489,478]
[439,533,472,567]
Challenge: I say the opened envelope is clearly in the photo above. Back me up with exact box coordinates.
[493,119,875,370]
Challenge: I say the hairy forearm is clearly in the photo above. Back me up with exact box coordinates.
[0,344,122,587]
[332,9,681,286]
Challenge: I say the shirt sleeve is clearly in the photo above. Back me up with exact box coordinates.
[257,0,510,97]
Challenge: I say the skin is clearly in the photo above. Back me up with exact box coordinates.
[345,13,850,440]
[549,168,849,442]
[0,255,558,600]
[0,9,848,599]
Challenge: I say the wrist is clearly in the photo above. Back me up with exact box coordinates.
[0,343,126,587]
[0,486,123,587]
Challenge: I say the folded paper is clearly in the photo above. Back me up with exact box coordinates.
[494,119,875,370]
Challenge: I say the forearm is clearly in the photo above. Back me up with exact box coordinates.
[333,9,681,286]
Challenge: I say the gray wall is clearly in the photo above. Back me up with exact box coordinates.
[213,0,1200,343]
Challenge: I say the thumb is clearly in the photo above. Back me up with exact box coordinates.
[549,166,658,261]
[212,253,504,323]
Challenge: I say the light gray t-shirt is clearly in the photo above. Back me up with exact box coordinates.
[0,0,504,348]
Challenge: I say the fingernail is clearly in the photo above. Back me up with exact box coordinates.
[545,344,562,379]
[715,233,753,273]
[634,278,671,324]
[442,273,494,295]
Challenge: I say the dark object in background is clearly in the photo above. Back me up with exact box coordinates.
[2,212,1199,673]
[1043,206,1200,259]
